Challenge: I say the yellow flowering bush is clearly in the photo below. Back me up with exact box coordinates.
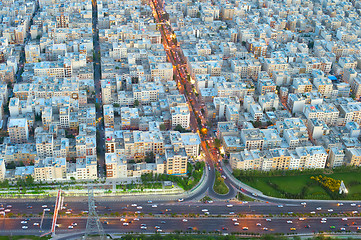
[310,175,341,192]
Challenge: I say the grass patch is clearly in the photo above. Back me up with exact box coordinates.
[0,236,51,240]
[237,192,255,202]
[213,171,229,195]
[233,169,361,200]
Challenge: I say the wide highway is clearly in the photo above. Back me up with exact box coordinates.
[1,216,361,236]
[1,199,360,218]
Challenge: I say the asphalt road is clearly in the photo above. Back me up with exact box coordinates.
[2,199,361,218]
[1,216,361,236]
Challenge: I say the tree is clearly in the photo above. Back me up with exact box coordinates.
[159,123,166,131]
[214,138,221,148]
[35,113,42,122]
[113,103,120,108]
[174,124,188,133]
[95,103,100,110]
[131,77,139,84]
[196,12,201,18]
[253,121,262,128]
[7,161,16,169]
[144,152,155,163]
[197,117,201,126]
[25,175,34,186]
[134,100,139,107]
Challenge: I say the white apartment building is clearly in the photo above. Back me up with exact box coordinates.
[36,134,54,159]
[171,105,190,129]
[25,44,40,63]
[103,104,114,128]
[150,63,173,81]
[34,157,67,181]
[75,157,98,180]
[105,153,128,178]
[303,103,339,126]
[165,147,188,175]
[8,118,29,144]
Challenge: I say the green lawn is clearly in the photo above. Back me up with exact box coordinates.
[213,171,229,195]
[240,171,361,200]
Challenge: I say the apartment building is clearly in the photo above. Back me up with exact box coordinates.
[103,105,114,128]
[313,78,334,98]
[74,157,97,180]
[165,147,188,175]
[8,118,29,144]
[329,147,345,168]
[123,131,164,159]
[25,44,40,63]
[105,153,128,178]
[241,128,265,150]
[171,106,190,129]
[150,63,173,81]
[36,134,54,159]
[303,103,339,126]
[34,157,67,181]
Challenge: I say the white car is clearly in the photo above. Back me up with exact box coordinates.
[328,209,333,212]
[21,221,27,224]
[156,229,163,232]
[65,211,71,214]
[278,205,283,208]
[256,223,261,226]
[137,206,143,209]
[134,218,139,221]
[72,223,77,226]
[321,218,327,221]
[342,218,348,221]
[352,211,359,214]
[182,219,188,222]
[287,221,293,224]
[202,209,208,212]
[131,204,137,207]
[44,208,50,212]
[140,226,147,230]
[338,203,344,206]
[232,218,237,222]
[310,211,316,214]
[4,209,10,212]
[316,207,322,210]
[340,227,346,231]
[351,203,356,207]
[234,222,239,226]
[152,205,158,208]
[266,219,272,222]
[6,205,12,208]
[299,218,305,221]
[226,204,233,208]
[147,200,153,203]
[68,225,73,229]
[301,202,307,205]
[42,205,47,208]
[123,223,129,226]
[22,226,28,229]
[178,198,184,202]
[321,220,326,223]
[120,218,126,221]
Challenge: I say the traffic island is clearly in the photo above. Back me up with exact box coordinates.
[213,171,229,195]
